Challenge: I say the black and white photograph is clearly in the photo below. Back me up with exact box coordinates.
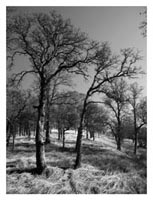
[3,1,149,196]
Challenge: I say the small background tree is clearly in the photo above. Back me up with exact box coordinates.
[128,83,147,154]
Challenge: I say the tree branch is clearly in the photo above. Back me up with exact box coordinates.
[11,70,36,85]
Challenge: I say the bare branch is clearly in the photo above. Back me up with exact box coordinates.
[11,70,36,85]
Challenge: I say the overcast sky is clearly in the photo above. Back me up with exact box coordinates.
[8,6,147,96]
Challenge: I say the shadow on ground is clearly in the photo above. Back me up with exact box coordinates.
[6,135,147,194]
[7,136,146,176]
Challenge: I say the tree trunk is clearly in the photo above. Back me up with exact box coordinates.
[93,132,95,141]
[6,121,11,147]
[58,126,62,140]
[75,127,80,152]
[74,126,83,169]
[58,130,60,140]
[34,123,37,137]
[134,130,138,154]
[89,131,92,138]
[133,107,137,154]
[35,85,47,174]
[19,123,22,136]
[45,90,51,144]
[28,126,31,140]
[12,127,15,151]
[75,94,88,169]
[62,129,65,150]
[117,137,121,151]
[12,133,15,151]
[45,120,50,144]
[7,133,12,147]
[7,134,11,147]
[86,130,89,139]
[116,115,122,151]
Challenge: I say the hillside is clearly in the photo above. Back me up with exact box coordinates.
[6,131,147,194]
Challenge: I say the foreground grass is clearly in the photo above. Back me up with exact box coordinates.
[6,132,147,194]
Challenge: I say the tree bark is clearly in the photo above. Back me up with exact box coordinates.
[117,136,121,151]
[58,126,62,140]
[114,134,121,150]
[133,107,137,154]
[75,128,79,152]
[19,123,22,136]
[6,120,11,147]
[62,129,65,150]
[75,103,87,169]
[74,125,83,169]
[93,132,95,141]
[89,131,95,141]
[35,84,47,173]
[28,126,31,140]
[134,131,138,154]
[45,88,51,144]
[12,126,15,151]
[116,108,122,151]
[86,130,89,139]
[7,134,11,147]
[12,133,15,151]
[45,120,50,144]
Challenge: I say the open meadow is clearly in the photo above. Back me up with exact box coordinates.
[6,131,147,194]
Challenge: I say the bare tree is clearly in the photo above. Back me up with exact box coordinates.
[139,8,147,37]
[54,90,84,141]
[74,44,142,169]
[45,72,72,144]
[7,11,96,173]
[84,103,108,140]
[7,88,31,149]
[103,78,128,150]
[128,83,146,154]
[53,103,79,150]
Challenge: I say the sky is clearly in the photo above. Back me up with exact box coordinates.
[7,6,147,97]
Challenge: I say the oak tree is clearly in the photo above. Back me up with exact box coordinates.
[103,79,128,150]
[7,11,96,173]
[128,83,146,154]
[74,44,141,168]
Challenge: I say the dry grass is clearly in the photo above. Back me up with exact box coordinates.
[6,132,147,194]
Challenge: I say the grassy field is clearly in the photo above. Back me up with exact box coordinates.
[6,131,147,194]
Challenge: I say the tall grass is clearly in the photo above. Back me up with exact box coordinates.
[6,133,146,194]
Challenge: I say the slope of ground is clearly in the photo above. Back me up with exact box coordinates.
[6,131,147,194]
